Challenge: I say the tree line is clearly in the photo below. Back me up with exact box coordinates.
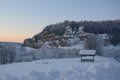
[41,20,120,45]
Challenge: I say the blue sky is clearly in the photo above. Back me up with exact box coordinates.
[0,0,120,42]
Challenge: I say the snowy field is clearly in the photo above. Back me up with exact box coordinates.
[0,56,120,80]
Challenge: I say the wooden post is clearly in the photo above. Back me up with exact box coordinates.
[81,56,82,62]
[93,56,94,62]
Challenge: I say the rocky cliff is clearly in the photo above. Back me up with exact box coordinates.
[23,21,112,49]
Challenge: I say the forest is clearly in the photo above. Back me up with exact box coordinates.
[42,20,120,45]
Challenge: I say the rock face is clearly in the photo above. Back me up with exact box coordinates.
[23,38,33,47]
[23,26,84,48]
[23,25,111,49]
[98,34,111,46]
[23,38,41,49]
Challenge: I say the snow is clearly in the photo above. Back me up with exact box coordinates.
[79,50,96,55]
[59,44,85,50]
[24,47,36,52]
[81,56,94,59]
[0,56,120,80]
[101,45,120,62]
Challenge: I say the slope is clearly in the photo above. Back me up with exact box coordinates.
[0,56,120,80]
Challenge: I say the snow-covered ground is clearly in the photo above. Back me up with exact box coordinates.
[0,56,120,80]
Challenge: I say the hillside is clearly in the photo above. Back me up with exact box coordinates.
[0,42,22,47]
[0,56,120,80]
[23,20,120,48]
[0,20,120,64]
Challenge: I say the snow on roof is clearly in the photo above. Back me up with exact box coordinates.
[79,50,96,55]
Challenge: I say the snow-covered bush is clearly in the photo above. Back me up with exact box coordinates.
[12,43,81,63]
[101,46,120,62]
[14,47,38,62]
[0,45,16,64]
[38,47,80,59]
[86,34,120,62]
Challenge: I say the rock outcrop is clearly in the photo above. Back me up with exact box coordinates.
[23,25,111,49]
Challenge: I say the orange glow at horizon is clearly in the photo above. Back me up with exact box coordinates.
[0,35,28,43]
[0,24,43,43]
[0,32,35,43]
[0,38,24,43]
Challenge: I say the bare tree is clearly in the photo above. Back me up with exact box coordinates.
[0,46,16,64]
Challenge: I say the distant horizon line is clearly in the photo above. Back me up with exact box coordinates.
[0,41,23,44]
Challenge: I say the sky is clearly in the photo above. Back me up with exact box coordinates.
[0,0,120,43]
